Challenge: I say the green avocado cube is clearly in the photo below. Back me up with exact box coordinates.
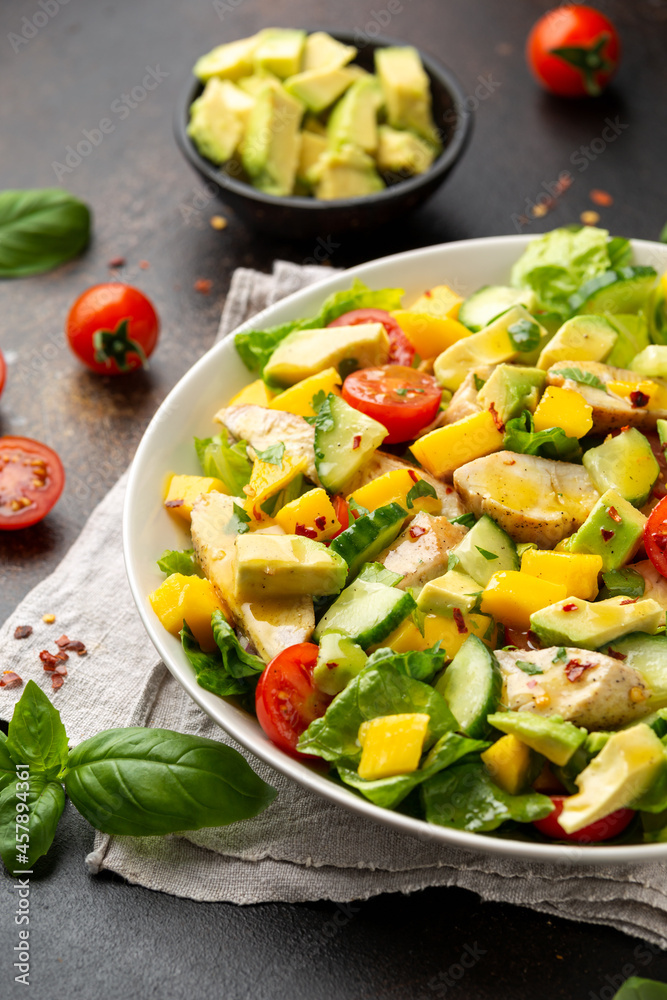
[530,595,664,650]
[264,323,389,387]
[253,28,306,79]
[285,66,356,114]
[302,32,357,72]
[193,34,261,82]
[487,712,586,767]
[583,428,659,507]
[476,364,546,424]
[375,125,436,177]
[327,76,383,154]
[563,488,646,571]
[374,46,439,146]
[187,79,255,164]
[234,533,346,600]
[417,570,481,615]
[241,80,304,196]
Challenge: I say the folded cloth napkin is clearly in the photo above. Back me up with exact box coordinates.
[3,259,667,947]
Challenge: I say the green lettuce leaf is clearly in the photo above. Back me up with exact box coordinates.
[194,429,252,495]
[504,410,582,462]
[357,563,402,587]
[364,644,446,683]
[611,980,667,1000]
[234,320,301,374]
[180,614,263,699]
[157,548,198,576]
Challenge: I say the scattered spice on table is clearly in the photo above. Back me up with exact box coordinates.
[194,278,212,294]
[590,189,613,206]
[0,671,23,689]
[210,215,228,230]
[55,635,87,655]
[581,210,600,225]
[107,256,126,269]
[138,260,150,270]
[42,613,56,624]
[14,625,33,639]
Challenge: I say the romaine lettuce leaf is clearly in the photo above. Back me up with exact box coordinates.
[194,429,252,495]
[181,613,264,699]
[364,644,446,682]
[157,548,198,576]
[504,410,582,462]
[611,980,667,1000]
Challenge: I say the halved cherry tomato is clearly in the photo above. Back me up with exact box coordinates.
[527,5,620,98]
[0,349,6,399]
[342,365,441,444]
[255,643,330,757]
[328,308,415,366]
[66,283,160,374]
[533,795,634,843]
[644,495,667,579]
[0,436,65,530]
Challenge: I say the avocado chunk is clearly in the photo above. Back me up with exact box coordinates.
[487,711,586,767]
[374,46,439,145]
[327,75,383,154]
[253,28,306,79]
[313,632,368,696]
[193,34,261,82]
[302,31,357,71]
[311,144,385,200]
[285,66,356,114]
[530,594,664,650]
[297,131,328,186]
[187,79,255,164]
[558,724,666,833]
[314,395,389,495]
[417,569,482,615]
[583,428,659,507]
[234,533,346,600]
[630,344,667,379]
[477,364,546,424]
[375,125,436,176]
[264,323,389,387]
[607,314,650,368]
[562,488,646,571]
[241,80,304,196]
[537,315,617,371]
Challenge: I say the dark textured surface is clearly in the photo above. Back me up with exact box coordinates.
[2,0,667,996]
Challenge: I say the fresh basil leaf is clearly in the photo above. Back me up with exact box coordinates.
[314,393,336,438]
[552,366,607,392]
[553,647,568,663]
[63,727,276,836]
[0,188,91,278]
[611,979,667,1000]
[157,548,198,576]
[254,441,285,467]
[364,643,446,682]
[450,512,476,529]
[504,410,582,462]
[337,732,489,809]
[475,546,498,561]
[0,733,16,793]
[297,660,456,765]
[194,429,252,495]
[395,387,408,397]
[230,502,251,534]
[508,319,541,352]
[0,775,65,873]
[406,479,437,509]
[599,567,645,601]
[310,389,327,413]
[421,760,554,831]
[181,621,261,698]
[357,563,402,587]
[5,680,69,780]
[516,660,544,676]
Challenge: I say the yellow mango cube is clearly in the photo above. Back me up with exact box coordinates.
[391,309,470,358]
[149,573,227,652]
[607,378,667,411]
[481,571,567,631]
[228,379,275,407]
[357,713,430,780]
[409,284,463,320]
[269,367,341,418]
[165,474,228,522]
[521,549,603,601]
[243,454,308,519]
[382,612,496,658]
[275,487,341,540]
[410,410,504,479]
[348,467,440,515]
[481,735,533,795]
[533,386,593,439]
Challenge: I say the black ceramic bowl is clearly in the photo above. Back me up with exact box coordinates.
[174,31,473,239]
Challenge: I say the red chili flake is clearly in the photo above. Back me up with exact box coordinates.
[607,647,627,660]
[408,469,419,483]
[526,678,538,690]
[565,659,594,683]
[600,528,615,542]
[352,435,362,450]
[39,650,59,671]
[138,260,150,270]
[0,671,23,689]
[620,598,637,605]
[424,290,433,298]
[194,278,212,294]
[504,459,516,466]
[54,663,68,676]
[630,390,650,408]
[608,506,622,523]
[55,651,69,662]
[562,603,579,612]
[294,523,318,539]
[55,635,70,648]
[445,486,453,494]
[55,637,86,656]
[314,515,327,531]
[488,402,505,433]
[165,499,184,508]
[410,524,428,539]
[14,625,33,640]
[107,256,126,269]
[620,425,631,433]
[326,662,338,670]
[51,674,64,690]
[452,608,468,634]
[590,189,613,207]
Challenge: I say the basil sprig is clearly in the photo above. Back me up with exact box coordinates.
[0,188,91,277]
[0,681,276,875]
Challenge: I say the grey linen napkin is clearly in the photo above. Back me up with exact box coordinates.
[3,259,667,946]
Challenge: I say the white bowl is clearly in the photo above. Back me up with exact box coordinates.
[124,234,667,864]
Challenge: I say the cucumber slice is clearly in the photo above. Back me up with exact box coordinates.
[458,285,537,333]
[314,393,387,494]
[601,632,667,707]
[435,635,501,739]
[450,514,519,587]
[582,427,659,507]
[314,578,416,649]
[630,344,667,378]
[330,502,407,581]
[569,266,657,316]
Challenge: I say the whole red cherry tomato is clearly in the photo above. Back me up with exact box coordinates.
[644,495,667,579]
[255,643,330,757]
[66,283,160,374]
[342,365,441,444]
[0,349,6,399]
[328,308,415,366]
[533,795,634,843]
[0,436,65,530]
[527,5,620,98]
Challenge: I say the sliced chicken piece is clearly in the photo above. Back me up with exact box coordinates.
[191,491,314,662]
[496,646,651,730]
[378,511,466,590]
[546,361,667,434]
[453,450,599,548]
[215,404,320,485]
[442,366,494,425]
[633,560,667,614]
[346,450,466,520]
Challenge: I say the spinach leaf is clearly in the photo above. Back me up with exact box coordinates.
[181,618,263,699]
[194,429,252,495]
[5,680,69,779]
[504,410,582,462]
[0,775,65,871]
[63,727,276,836]
[364,644,446,683]
[552,366,607,392]
[611,980,667,1000]
[157,548,198,576]
[406,479,437,509]
[450,512,476,529]
[421,760,554,831]
[357,562,402,587]
[297,661,456,765]
[0,188,91,277]
[254,441,285,466]
[337,732,490,809]
[0,733,16,792]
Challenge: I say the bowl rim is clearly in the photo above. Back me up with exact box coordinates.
[173,29,473,210]
[124,233,667,865]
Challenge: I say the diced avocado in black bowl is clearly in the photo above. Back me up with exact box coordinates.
[173,29,472,237]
